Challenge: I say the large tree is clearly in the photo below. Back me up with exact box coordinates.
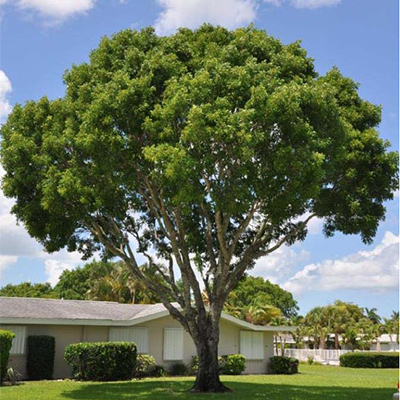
[1,26,397,392]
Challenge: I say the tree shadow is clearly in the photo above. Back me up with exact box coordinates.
[60,379,396,400]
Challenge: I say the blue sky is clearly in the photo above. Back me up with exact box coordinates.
[0,0,398,318]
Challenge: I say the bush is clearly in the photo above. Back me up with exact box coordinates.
[27,335,55,380]
[221,354,246,375]
[191,355,223,374]
[339,352,399,368]
[64,342,137,381]
[269,356,299,374]
[151,365,166,377]
[307,356,314,365]
[0,330,15,383]
[169,362,188,376]
[133,354,156,378]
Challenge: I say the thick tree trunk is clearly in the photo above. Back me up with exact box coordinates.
[190,335,231,393]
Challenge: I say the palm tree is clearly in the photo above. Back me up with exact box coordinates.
[365,308,382,324]
[304,307,329,349]
[244,304,282,326]
[271,316,289,356]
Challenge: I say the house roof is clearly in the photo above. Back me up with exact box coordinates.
[0,296,295,332]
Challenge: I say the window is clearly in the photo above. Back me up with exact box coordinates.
[240,331,264,360]
[109,327,149,354]
[163,328,183,360]
[1,326,26,355]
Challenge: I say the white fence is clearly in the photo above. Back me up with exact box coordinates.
[274,349,352,364]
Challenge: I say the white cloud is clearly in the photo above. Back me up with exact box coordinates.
[0,255,18,278]
[263,0,341,8]
[0,0,97,23]
[155,0,257,36]
[0,70,12,124]
[290,0,341,8]
[250,245,310,283]
[283,231,399,294]
[43,251,83,286]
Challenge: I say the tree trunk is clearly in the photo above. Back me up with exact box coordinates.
[320,336,326,349]
[334,333,340,349]
[190,334,231,393]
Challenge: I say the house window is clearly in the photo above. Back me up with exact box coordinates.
[163,328,183,361]
[240,331,264,360]
[109,327,149,354]
[1,326,26,355]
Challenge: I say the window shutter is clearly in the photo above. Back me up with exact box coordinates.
[163,328,183,360]
[2,326,26,355]
[240,331,264,360]
[251,332,264,360]
[240,331,252,359]
[109,327,148,353]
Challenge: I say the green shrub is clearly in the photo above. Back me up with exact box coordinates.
[0,330,15,383]
[133,354,156,378]
[339,352,399,368]
[27,335,55,380]
[191,355,223,374]
[221,354,246,375]
[151,365,166,377]
[169,362,188,376]
[269,356,299,374]
[307,356,314,365]
[64,342,137,381]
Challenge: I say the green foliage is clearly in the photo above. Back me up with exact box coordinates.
[1,25,396,271]
[225,276,298,320]
[0,330,15,383]
[191,355,223,374]
[64,342,137,381]
[269,356,299,375]
[27,336,56,380]
[168,362,188,376]
[0,282,56,299]
[307,356,314,365]
[339,352,399,369]
[151,365,166,377]
[133,354,156,378]
[54,264,92,300]
[221,354,246,375]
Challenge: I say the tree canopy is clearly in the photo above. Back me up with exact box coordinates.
[224,275,298,320]
[1,25,397,392]
[0,282,55,298]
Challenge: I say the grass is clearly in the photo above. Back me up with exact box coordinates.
[1,364,398,400]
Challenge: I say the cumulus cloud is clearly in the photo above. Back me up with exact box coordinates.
[43,250,83,286]
[0,0,97,23]
[0,255,18,278]
[155,0,257,35]
[0,70,12,124]
[283,231,399,294]
[264,0,342,7]
[290,0,341,8]
[250,245,310,283]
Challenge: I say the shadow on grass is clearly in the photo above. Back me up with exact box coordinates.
[60,379,395,400]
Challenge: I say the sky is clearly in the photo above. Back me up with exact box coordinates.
[0,0,398,318]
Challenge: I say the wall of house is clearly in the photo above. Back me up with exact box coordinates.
[2,317,275,380]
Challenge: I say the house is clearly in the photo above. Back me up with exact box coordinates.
[0,297,294,379]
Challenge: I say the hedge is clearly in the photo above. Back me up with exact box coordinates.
[133,354,156,378]
[339,352,399,368]
[0,330,15,383]
[269,356,299,374]
[221,354,246,375]
[64,342,137,381]
[27,335,55,380]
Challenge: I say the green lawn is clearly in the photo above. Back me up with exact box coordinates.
[1,365,398,400]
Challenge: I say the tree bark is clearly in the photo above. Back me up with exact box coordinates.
[334,333,340,350]
[190,329,231,393]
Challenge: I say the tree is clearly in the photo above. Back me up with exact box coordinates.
[365,307,381,325]
[0,282,56,298]
[304,307,329,349]
[54,264,92,300]
[1,26,397,392]
[224,275,298,319]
